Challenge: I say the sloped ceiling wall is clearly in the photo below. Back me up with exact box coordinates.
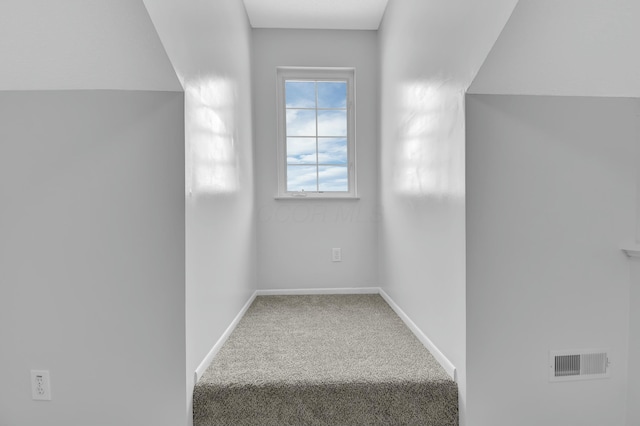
[0,0,181,91]
[142,3,257,426]
[378,2,519,424]
[469,0,640,97]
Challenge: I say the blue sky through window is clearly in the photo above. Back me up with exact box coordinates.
[318,82,347,108]
[285,80,348,192]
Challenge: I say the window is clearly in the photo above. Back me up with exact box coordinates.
[276,67,356,198]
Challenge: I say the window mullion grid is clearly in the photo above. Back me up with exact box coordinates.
[347,85,351,192]
[284,81,288,193]
[280,73,353,196]
[315,80,320,192]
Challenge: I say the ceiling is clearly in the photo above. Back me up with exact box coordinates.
[242,0,389,30]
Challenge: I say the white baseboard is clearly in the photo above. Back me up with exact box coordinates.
[379,288,457,381]
[194,286,456,383]
[194,291,257,383]
[256,287,379,296]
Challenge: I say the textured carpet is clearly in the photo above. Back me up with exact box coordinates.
[194,294,458,425]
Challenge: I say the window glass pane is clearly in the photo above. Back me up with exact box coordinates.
[317,138,347,164]
[286,109,316,136]
[317,82,347,108]
[287,138,317,164]
[318,166,348,192]
[317,110,347,136]
[278,70,354,196]
[287,165,318,192]
[285,81,316,108]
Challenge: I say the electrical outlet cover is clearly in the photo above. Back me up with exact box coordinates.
[332,248,342,262]
[31,370,52,401]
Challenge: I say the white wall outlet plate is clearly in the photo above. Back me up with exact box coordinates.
[332,248,342,262]
[31,370,52,401]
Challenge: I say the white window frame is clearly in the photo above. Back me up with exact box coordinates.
[276,67,357,199]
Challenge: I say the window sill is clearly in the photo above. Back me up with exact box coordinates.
[274,196,360,201]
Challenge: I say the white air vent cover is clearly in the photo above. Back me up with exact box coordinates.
[549,349,610,382]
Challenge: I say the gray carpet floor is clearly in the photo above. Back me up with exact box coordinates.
[194,294,458,425]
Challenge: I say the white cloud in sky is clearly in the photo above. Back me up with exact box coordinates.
[317,138,347,164]
[286,109,346,137]
[318,166,348,191]
[318,110,346,136]
[287,165,348,192]
[287,137,347,165]
[287,165,317,191]
[286,109,316,136]
[286,138,316,164]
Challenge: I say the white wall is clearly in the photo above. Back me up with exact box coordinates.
[468,3,640,423]
[0,0,180,91]
[627,104,640,426]
[0,90,185,426]
[629,259,640,426]
[143,2,257,424]
[0,2,186,425]
[466,94,637,426]
[377,1,517,423]
[469,0,640,97]
[252,29,379,290]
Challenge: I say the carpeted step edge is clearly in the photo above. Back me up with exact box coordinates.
[193,379,458,426]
